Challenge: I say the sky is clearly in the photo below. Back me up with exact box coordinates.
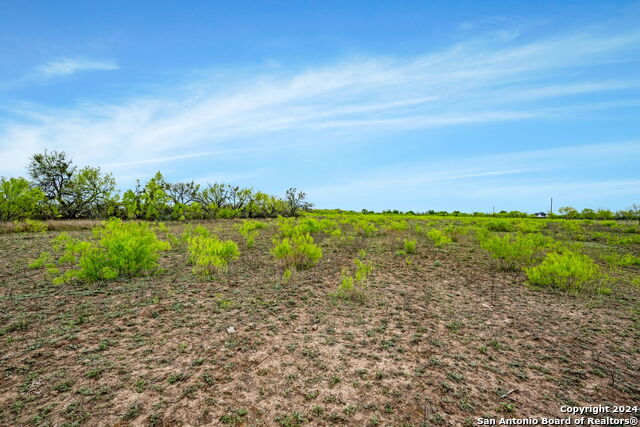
[1,1,639,213]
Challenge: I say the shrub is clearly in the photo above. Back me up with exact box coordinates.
[295,217,325,235]
[602,253,640,267]
[13,219,48,233]
[271,233,322,269]
[515,221,543,233]
[561,220,584,235]
[384,220,408,233]
[29,251,53,269]
[276,217,340,238]
[237,219,266,247]
[353,220,377,237]
[401,239,416,254]
[334,258,374,300]
[30,219,171,284]
[188,235,240,277]
[427,229,452,247]
[443,225,468,242]
[485,220,513,232]
[525,251,606,293]
[276,216,297,237]
[0,177,47,221]
[282,268,293,282]
[479,232,558,270]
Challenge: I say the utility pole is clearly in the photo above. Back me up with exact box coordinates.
[550,197,553,214]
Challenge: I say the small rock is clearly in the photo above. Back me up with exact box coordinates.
[226,326,236,334]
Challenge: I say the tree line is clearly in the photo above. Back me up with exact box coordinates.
[0,150,312,221]
[318,205,640,222]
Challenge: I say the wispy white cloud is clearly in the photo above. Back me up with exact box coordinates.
[35,58,119,78]
[0,25,639,185]
[0,57,119,91]
[456,16,509,32]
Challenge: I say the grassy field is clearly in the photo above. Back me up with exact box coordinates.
[1,214,639,426]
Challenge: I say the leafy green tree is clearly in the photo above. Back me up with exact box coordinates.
[195,183,230,218]
[0,177,47,221]
[28,150,75,210]
[285,187,312,216]
[595,208,613,220]
[558,206,578,219]
[166,181,201,220]
[229,186,252,212]
[628,203,640,224]
[28,150,117,218]
[139,171,171,220]
[580,208,596,220]
[166,181,199,205]
[63,166,118,218]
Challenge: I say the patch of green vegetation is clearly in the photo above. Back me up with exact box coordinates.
[334,258,374,301]
[525,251,608,294]
[187,233,240,277]
[236,219,266,247]
[427,229,452,247]
[271,232,322,269]
[30,218,171,284]
[478,231,560,270]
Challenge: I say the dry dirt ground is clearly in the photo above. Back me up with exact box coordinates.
[1,219,638,426]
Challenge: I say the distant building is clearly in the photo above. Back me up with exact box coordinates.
[534,212,547,218]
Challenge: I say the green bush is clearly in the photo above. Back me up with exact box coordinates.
[485,220,513,232]
[514,221,543,233]
[13,219,48,233]
[602,253,640,267]
[0,177,47,221]
[187,235,240,277]
[295,217,325,235]
[443,225,468,242]
[31,219,171,284]
[427,229,452,247]
[353,220,378,237]
[400,238,416,255]
[525,251,606,293]
[236,219,266,247]
[479,232,558,270]
[271,232,322,269]
[384,220,408,233]
[334,258,374,300]
[276,216,340,238]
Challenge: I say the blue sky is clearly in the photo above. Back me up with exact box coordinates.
[1,1,639,213]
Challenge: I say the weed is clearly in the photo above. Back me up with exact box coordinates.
[353,220,378,237]
[282,268,293,282]
[271,232,322,269]
[236,219,266,247]
[479,231,560,270]
[427,229,453,247]
[602,253,640,266]
[525,251,606,293]
[402,238,416,254]
[52,380,74,393]
[167,372,188,384]
[485,219,513,232]
[32,219,171,284]
[275,412,305,426]
[121,402,141,421]
[220,409,248,424]
[188,235,240,277]
[13,219,48,233]
[334,258,374,300]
